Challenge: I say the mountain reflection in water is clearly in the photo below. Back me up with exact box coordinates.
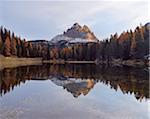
[0,64,149,102]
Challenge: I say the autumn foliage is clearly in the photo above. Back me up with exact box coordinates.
[0,27,49,59]
[0,23,149,61]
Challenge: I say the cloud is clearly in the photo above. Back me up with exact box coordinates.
[0,1,149,40]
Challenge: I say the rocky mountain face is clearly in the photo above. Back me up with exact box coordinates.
[50,23,99,44]
[64,23,98,41]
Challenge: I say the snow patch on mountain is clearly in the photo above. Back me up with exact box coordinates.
[50,34,98,44]
[68,38,98,44]
[51,34,72,43]
[50,23,99,45]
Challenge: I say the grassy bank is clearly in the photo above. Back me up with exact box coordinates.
[0,56,42,70]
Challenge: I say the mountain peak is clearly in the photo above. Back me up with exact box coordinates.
[72,23,81,28]
[64,23,98,41]
[82,25,91,32]
[51,23,99,44]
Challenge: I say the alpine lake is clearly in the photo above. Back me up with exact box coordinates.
[0,64,149,119]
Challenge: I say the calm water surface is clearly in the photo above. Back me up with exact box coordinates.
[0,64,149,119]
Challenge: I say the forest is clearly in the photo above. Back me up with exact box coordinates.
[0,23,149,61]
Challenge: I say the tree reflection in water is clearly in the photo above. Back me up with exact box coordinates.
[0,64,149,102]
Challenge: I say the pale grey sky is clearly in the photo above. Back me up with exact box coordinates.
[0,0,149,40]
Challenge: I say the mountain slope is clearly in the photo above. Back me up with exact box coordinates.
[50,23,99,44]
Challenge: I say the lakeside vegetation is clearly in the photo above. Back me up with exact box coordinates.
[0,23,149,67]
[0,55,42,70]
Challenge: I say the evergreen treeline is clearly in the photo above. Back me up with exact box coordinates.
[0,27,49,59]
[49,23,149,61]
[0,23,149,61]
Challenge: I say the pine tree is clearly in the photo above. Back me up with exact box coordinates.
[3,31,11,56]
[11,32,17,56]
[0,28,3,54]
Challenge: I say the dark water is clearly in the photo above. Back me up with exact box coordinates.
[0,64,149,119]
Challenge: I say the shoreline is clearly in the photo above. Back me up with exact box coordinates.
[0,56,42,70]
[0,56,149,70]
[43,59,149,67]
[43,60,96,64]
